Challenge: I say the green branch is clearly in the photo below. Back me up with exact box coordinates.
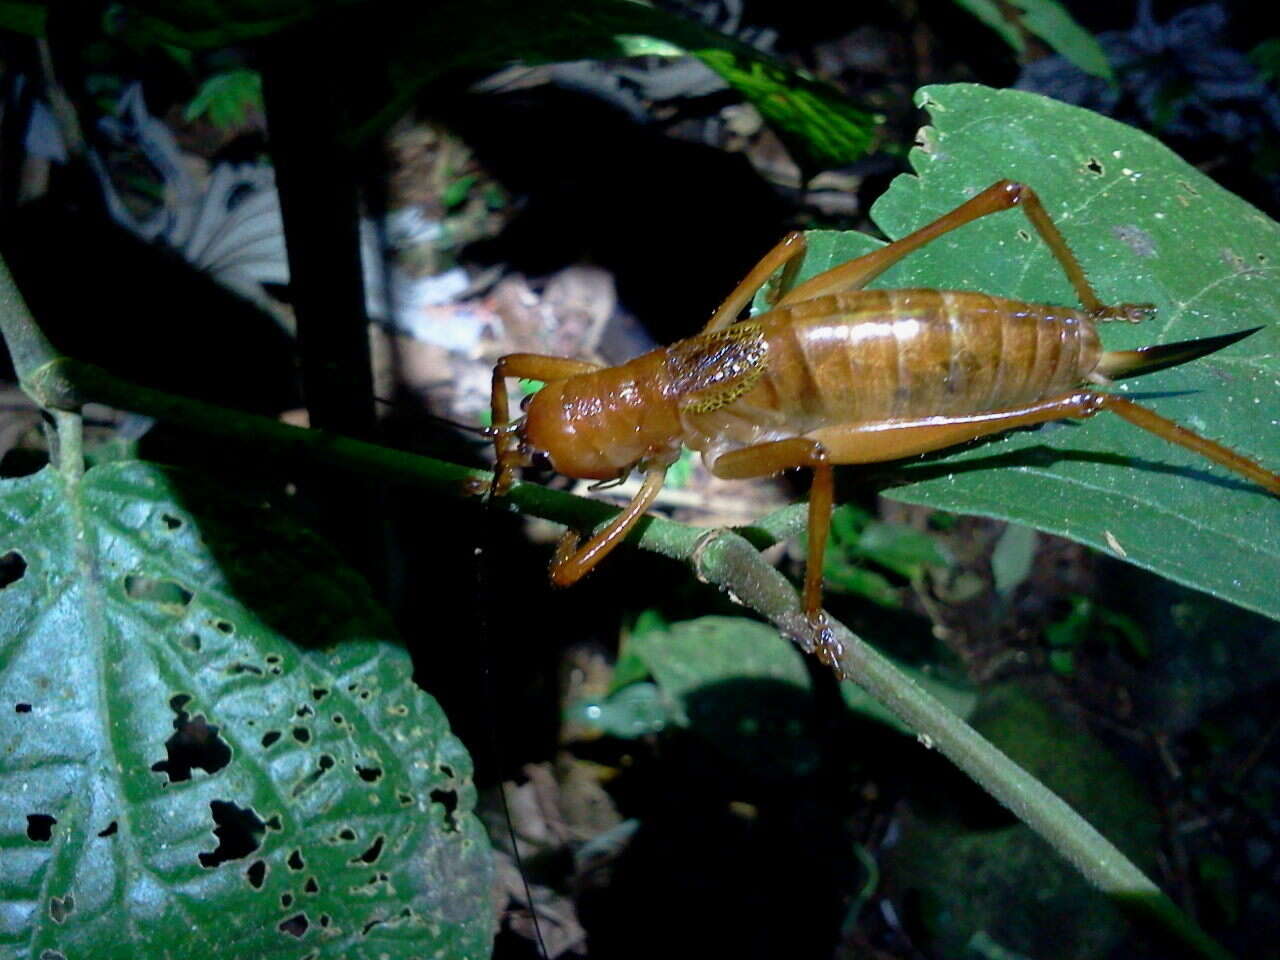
[0,255,1231,960]
[0,256,59,380]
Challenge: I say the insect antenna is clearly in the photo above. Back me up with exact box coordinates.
[474,490,550,959]
[372,395,492,437]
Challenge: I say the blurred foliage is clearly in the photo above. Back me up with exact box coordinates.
[1017,4,1280,153]
[823,504,952,609]
[111,0,878,171]
[1045,594,1148,676]
[0,0,45,34]
[950,0,1113,80]
[183,67,262,126]
[587,615,977,746]
[991,523,1037,599]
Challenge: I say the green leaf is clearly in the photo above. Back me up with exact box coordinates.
[629,616,812,729]
[0,461,492,959]
[663,447,700,490]
[184,68,263,128]
[628,616,819,778]
[823,506,950,606]
[1094,603,1149,660]
[949,0,1113,80]
[690,46,877,171]
[629,616,976,744]
[823,505,900,606]
[788,84,1280,622]
[1045,595,1092,650]
[611,609,666,693]
[1046,596,1150,662]
[1249,38,1280,86]
[111,0,315,48]
[566,682,668,738]
[823,561,903,608]
[441,173,479,211]
[857,520,951,578]
[1048,648,1075,675]
[991,522,1037,597]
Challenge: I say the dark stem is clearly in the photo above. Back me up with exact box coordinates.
[261,29,384,581]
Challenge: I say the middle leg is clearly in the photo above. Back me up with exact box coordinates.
[707,438,838,664]
[702,231,808,333]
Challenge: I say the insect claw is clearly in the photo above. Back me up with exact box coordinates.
[550,530,583,584]
[1121,302,1155,323]
[776,611,848,678]
[809,617,847,680]
[588,468,631,491]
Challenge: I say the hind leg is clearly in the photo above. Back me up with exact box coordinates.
[776,181,1150,324]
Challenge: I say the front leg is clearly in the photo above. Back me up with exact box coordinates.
[550,464,670,585]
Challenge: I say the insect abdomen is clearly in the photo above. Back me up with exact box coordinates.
[757,289,1102,424]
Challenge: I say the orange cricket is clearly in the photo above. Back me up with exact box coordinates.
[488,181,1280,664]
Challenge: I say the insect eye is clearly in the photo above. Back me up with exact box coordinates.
[530,450,553,471]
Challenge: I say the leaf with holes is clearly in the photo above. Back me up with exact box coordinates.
[0,461,492,959]
[780,84,1280,622]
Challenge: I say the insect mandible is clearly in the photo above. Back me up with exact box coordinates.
[487,181,1280,665]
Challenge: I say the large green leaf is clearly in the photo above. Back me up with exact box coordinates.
[0,461,492,959]
[785,84,1280,621]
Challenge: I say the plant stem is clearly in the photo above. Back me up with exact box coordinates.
[0,257,59,381]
